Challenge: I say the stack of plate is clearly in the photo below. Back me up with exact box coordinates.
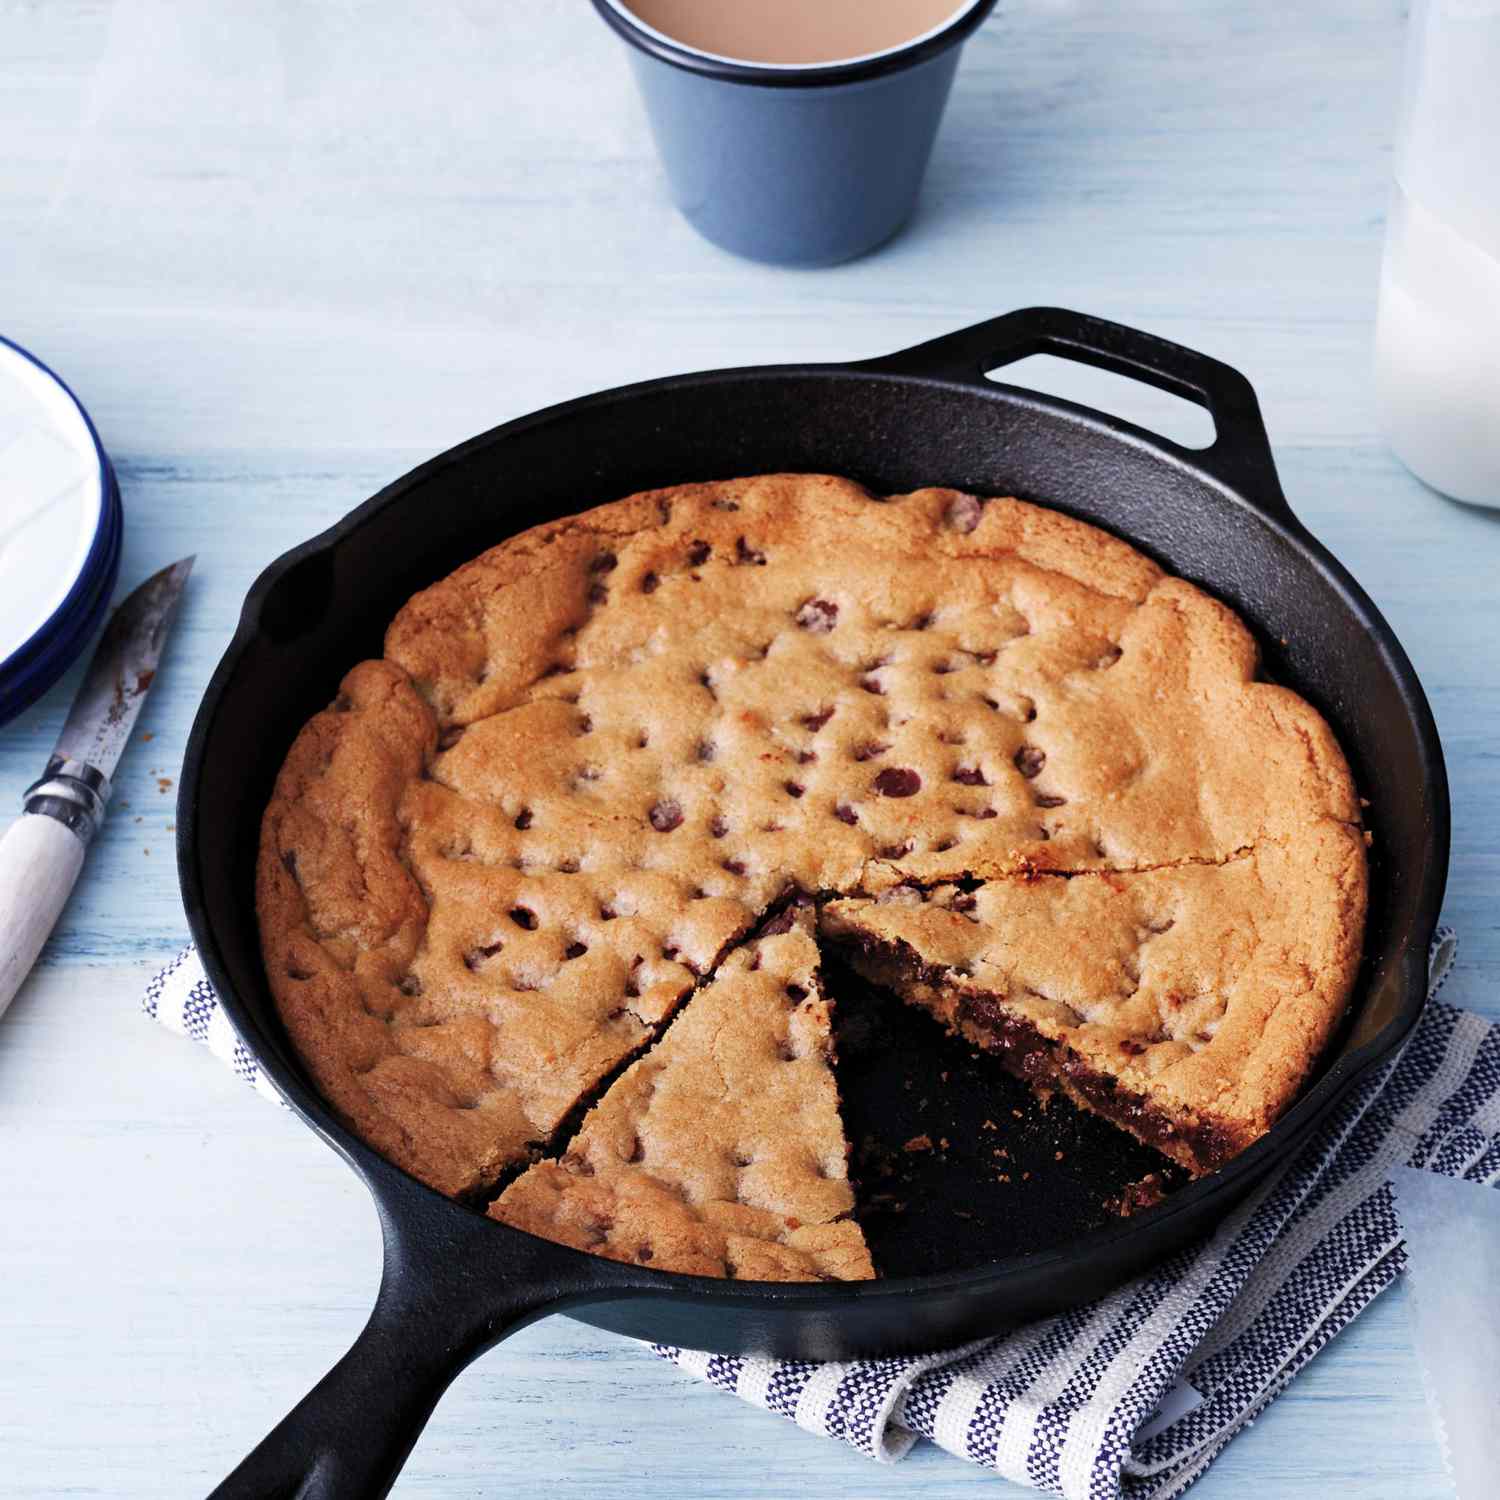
[0,336,121,729]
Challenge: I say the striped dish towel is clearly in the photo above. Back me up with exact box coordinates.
[143,930,1496,1500]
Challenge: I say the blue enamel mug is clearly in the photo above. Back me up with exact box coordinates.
[592,0,999,267]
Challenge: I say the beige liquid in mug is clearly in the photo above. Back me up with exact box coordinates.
[621,0,972,66]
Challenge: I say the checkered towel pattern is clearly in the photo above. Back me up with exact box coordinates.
[144,929,1497,1500]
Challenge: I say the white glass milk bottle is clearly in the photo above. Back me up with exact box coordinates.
[1374,0,1500,508]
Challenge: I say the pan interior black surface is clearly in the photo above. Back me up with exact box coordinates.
[829,959,1186,1276]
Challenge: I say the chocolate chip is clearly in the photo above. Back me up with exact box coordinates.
[625,1136,644,1163]
[873,767,921,797]
[463,940,504,970]
[1014,746,1046,779]
[880,840,913,858]
[722,858,747,876]
[1035,793,1066,808]
[953,765,987,786]
[587,581,608,605]
[977,807,999,820]
[709,815,729,838]
[636,1246,654,1262]
[662,943,678,960]
[695,740,716,763]
[599,905,616,921]
[735,536,767,566]
[589,552,617,574]
[833,804,858,825]
[801,707,834,731]
[1120,1038,1148,1056]
[852,741,889,762]
[641,571,659,594]
[514,807,533,830]
[785,983,808,1002]
[577,714,593,735]
[859,676,886,695]
[796,750,816,765]
[947,494,983,533]
[564,941,588,960]
[397,974,423,997]
[687,540,711,566]
[911,612,934,631]
[510,906,537,930]
[1096,645,1123,669]
[648,800,683,832]
[795,598,838,633]
[932,661,957,675]
[783,781,805,798]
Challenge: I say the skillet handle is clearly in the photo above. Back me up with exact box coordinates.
[861,307,1293,521]
[207,1170,647,1500]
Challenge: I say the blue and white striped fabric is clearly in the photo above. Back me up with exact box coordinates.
[144,930,1497,1499]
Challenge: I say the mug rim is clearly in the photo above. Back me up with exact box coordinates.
[592,0,999,88]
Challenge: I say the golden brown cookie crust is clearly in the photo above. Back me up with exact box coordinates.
[257,472,1366,1208]
[491,907,873,1281]
[820,822,1367,1174]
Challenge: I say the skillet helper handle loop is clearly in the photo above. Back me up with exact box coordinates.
[864,306,1293,522]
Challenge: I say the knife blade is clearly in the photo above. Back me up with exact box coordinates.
[50,555,194,781]
[0,556,193,1020]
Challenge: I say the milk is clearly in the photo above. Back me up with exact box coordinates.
[1376,188,1500,507]
[1373,0,1500,508]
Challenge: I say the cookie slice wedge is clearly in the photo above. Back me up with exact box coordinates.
[490,905,873,1281]
[821,825,1366,1176]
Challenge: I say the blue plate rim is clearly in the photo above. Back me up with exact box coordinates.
[0,334,121,724]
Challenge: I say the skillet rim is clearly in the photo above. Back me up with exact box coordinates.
[177,340,1451,1308]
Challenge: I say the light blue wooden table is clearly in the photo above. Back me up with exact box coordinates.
[1,3,1493,1495]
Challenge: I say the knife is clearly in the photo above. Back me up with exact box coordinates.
[0,557,193,1020]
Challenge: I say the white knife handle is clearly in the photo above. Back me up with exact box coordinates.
[0,813,87,1020]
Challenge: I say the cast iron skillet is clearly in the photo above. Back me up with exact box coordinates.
[181,308,1448,1498]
